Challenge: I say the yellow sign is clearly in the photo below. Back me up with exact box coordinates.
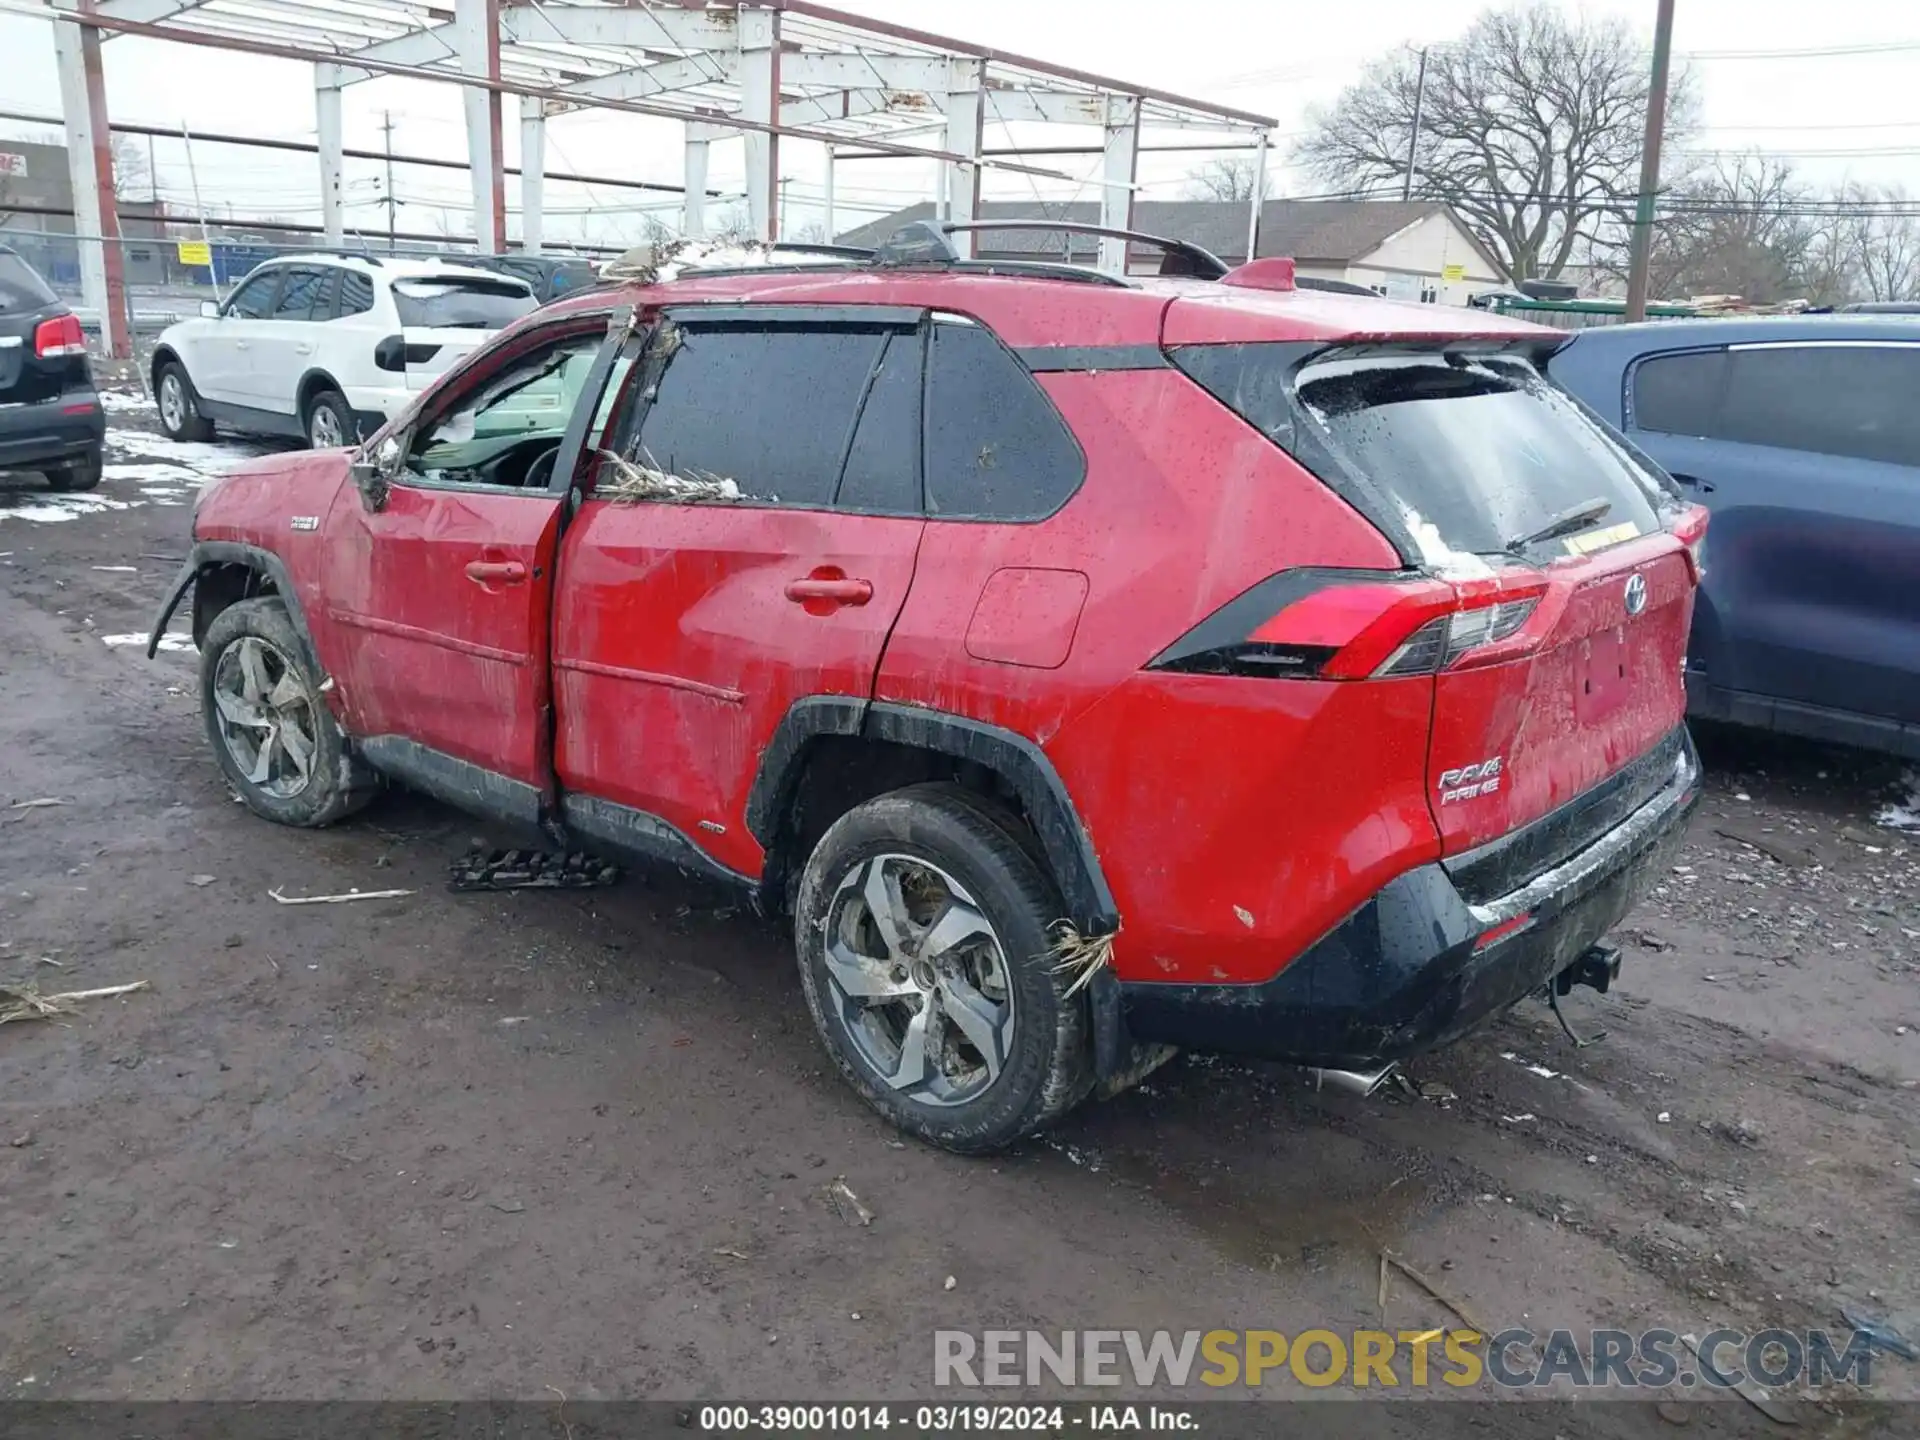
[1441,262,1467,282]
[176,240,212,267]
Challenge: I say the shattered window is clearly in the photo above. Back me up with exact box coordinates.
[923,318,1084,520]
[631,324,887,509]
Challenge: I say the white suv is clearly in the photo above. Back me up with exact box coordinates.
[149,254,538,449]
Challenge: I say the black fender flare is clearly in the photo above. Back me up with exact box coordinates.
[747,697,1118,931]
[146,540,320,667]
[746,696,1131,1078]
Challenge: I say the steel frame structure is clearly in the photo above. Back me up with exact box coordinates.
[14,0,1275,356]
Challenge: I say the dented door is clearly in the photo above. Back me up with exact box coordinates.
[551,312,926,879]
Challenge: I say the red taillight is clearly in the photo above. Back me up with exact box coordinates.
[33,313,87,358]
[1473,912,1536,952]
[1148,566,1549,681]
[1671,504,1709,583]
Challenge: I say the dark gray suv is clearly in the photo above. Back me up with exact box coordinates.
[1548,316,1920,760]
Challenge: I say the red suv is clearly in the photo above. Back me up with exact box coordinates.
[150,225,1705,1152]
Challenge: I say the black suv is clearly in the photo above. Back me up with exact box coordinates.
[0,245,104,492]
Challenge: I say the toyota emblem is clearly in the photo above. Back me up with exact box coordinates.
[1624,573,1648,616]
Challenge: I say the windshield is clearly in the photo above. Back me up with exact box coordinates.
[393,276,535,330]
[0,250,58,315]
[1176,343,1672,567]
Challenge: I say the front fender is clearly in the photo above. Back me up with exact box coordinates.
[145,541,323,670]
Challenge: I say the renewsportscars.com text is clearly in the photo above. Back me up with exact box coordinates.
[934,1327,1876,1390]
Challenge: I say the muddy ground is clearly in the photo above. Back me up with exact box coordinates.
[2,394,1917,1435]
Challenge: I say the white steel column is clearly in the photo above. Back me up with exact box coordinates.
[1244,130,1269,264]
[455,0,505,251]
[520,95,546,254]
[942,58,985,259]
[50,5,128,357]
[737,5,780,240]
[316,64,345,245]
[683,128,710,239]
[821,145,835,243]
[1098,94,1141,277]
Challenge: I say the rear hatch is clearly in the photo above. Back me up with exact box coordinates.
[1166,314,1698,876]
[1288,348,1693,859]
[392,274,536,391]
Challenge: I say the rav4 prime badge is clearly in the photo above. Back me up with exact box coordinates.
[1438,758,1503,804]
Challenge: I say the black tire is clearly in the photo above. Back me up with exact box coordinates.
[199,597,374,828]
[303,389,355,450]
[793,783,1092,1154]
[45,451,102,492]
[155,360,213,442]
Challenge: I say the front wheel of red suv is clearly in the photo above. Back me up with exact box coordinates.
[793,784,1092,1154]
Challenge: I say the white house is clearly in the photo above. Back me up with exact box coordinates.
[836,199,1508,306]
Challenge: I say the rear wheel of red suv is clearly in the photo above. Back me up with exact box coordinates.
[793,784,1092,1154]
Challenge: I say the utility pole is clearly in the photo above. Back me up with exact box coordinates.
[1625,0,1677,322]
[1402,46,1428,202]
[381,110,397,249]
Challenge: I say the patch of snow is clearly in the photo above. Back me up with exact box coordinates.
[105,427,271,473]
[99,389,155,413]
[0,492,139,525]
[1400,500,1497,579]
[105,632,192,653]
[1878,771,1920,833]
[602,237,845,286]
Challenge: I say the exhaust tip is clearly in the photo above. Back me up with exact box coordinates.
[1311,1062,1397,1098]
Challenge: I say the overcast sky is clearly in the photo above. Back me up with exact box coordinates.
[1,0,1915,249]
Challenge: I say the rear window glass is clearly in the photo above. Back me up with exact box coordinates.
[1178,343,1669,565]
[1632,349,1728,436]
[0,251,56,314]
[923,319,1084,520]
[1718,345,1920,468]
[393,276,536,329]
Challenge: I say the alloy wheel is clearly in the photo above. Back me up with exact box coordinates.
[308,404,343,449]
[821,854,1017,1107]
[211,635,320,799]
[159,373,186,432]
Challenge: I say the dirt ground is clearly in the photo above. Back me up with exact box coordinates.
[3,394,1917,1433]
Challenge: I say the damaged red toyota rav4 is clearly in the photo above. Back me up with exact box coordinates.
[150,223,1706,1153]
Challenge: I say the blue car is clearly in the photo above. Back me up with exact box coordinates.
[1548,316,1920,760]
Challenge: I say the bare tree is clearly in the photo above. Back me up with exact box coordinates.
[1632,154,1815,304]
[110,135,151,204]
[1846,184,1920,302]
[1185,157,1262,203]
[1297,4,1696,282]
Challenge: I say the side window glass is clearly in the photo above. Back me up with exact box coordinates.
[836,330,923,514]
[270,267,327,321]
[406,332,603,490]
[337,271,375,318]
[1720,346,1920,468]
[1631,350,1727,437]
[225,271,279,320]
[627,323,888,509]
[923,317,1084,520]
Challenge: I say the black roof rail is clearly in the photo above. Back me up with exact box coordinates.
[939,220,1230,279]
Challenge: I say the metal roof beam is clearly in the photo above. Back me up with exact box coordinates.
[776,52,948,92]
[979,89,1107,127]
[557,51,732,104]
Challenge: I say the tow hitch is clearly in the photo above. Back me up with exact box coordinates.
[1556,943,1621,996]
[1545,943,1621,1048]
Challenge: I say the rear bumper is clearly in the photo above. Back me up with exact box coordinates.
[1120,734,1701,1067]
[0,390,104,469]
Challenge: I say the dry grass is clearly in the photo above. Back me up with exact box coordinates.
[0,980,149,1025]
[1049,922,1117,999]
[595,449,741,505]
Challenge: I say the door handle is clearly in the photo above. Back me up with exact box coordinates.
[466,560,528,585]
[785,575,873,606]
[295,343,314,356]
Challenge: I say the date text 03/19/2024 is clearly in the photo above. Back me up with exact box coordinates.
[696,1405,1197,1433]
